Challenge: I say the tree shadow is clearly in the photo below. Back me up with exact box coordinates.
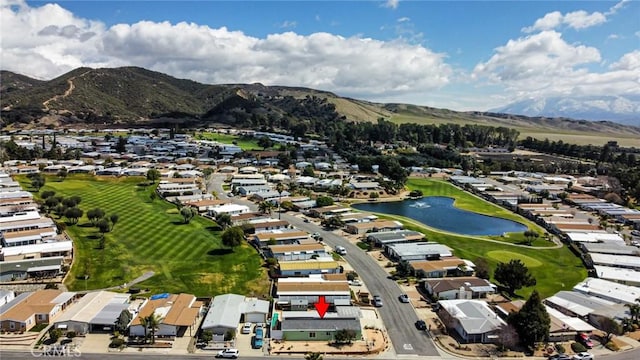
[171,220,189,225]
[207,249,233,256]
[78,223,94,228]
[206,225,222,232]
[86,234,102,240]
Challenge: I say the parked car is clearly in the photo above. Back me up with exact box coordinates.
[241,322,252,334]
[255,323,265,332]
[577,333,594,348]
[572,352,594,360]
[548,354,571,360]
[372,295,383,307]
[348,279,363,286]
[216,349,239,358]
[335,245,347,255]
[399,294,410,303]
[303,218,310,223]
[252,328,264,349]
[631,230,640,236]
[415,320,427,330]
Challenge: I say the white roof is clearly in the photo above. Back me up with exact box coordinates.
[566,232,624,243]
[573,277,640,304]
[545,306,596,332]
[201,294,245,331]
[438,299,505,334]
[544,291,614,317]
[210,204,250,213]
[590,253,640,269]
[593,265,640,284]
[1,241,72,256]
[55,291,129,324]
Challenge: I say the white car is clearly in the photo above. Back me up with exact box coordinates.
[241,322,252,334]
[348,279,363,286]
[216,349,239,358]
[572,352,594,360]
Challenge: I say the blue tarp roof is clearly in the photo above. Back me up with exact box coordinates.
[150,293,170,300]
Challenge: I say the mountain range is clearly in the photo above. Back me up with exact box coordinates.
[1,66,639,146]
[492,95,640,126]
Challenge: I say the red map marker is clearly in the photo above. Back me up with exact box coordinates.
[315,296,330,318]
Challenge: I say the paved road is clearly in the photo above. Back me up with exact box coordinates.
[207,174,438,356]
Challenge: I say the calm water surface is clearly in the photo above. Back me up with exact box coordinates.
[352,196,527,236]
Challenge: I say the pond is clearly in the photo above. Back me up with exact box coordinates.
[352,196,527,236]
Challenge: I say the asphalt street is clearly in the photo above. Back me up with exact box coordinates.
[207,175,439,356]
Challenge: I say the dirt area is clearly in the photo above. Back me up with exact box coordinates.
[269,328,388,355]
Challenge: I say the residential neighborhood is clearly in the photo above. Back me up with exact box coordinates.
[1,127,640,360]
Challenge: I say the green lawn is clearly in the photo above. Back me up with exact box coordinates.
[365,178,586,298]
[195,132,264,151]
[18,175,268,297]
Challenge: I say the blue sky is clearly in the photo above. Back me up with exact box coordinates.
[2,0,639,113]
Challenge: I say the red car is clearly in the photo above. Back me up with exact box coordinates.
[577,333,594,349]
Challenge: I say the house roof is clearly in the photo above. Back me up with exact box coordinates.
[255,231,309,241]
[242,298,269,315]
[201,294,245,331]
[1,256,64,274]
[347,220,402,230]
[573,277,640,304]
[322,273,348,281]
[252,220,289,229]
[426,277,495,293]
[1,290,70,322]
[55,291,129,324]
[409,257,465,272]
[277,281,349,293]
[439,299,505,335]
[268,243,325,254]
[130,294,177,326]
[279,260,339,271]
[544,291,614,317]
[185,199,229,207]
[162,293,199,326]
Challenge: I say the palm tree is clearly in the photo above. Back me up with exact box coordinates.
[625,302,640,323]
[305,352,323,360]
[258,201,274,215]
[275,182,285,220]
[145,313,162,344]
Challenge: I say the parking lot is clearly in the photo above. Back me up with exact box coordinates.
[233,323,266,356]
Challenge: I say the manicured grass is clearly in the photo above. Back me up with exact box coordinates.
[379,213,587,299]
[18,175,268,297]
[195,132,263,151]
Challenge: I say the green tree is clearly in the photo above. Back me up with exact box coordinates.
[97,218,111,247]
[275,182,285,219]
[315,196,334,207]
[474,257,491,280]
[302,166,315,177]
[115,136,127,153]
[146,168,161,183]
[507,290,549,350]
[523,230,539,246]
[201,330,213,344]
[258,201,274,214]
[222,226,244,250]
[321,216,345,229]
[57,168,68,181]
[494,259,536,295]
[180,207,196,224]
[334,329,357,344]
[600,316,623,343]
[114,310,132,334]
[87,208,105,226]
[215,213,232,229]
[40,190,56,199]
[28,173,45,191]
[109,214,119,230]
[257,136,274,150]
[395,260,412,277]
[147,313,161,344]
[49,327,62,342]
[64,207,83,225]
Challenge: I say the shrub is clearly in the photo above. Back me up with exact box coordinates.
[605,341,619,351]
[555,344,565,354]
[66,331,76,339]
[109,338,125,348]
[571,342,587,353]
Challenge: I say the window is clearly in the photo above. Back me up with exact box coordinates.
[10,322,15,329]
[309,332,316,338]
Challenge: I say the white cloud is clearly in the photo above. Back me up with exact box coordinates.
[606,0,629,15]
[473,31,640,102]
[522,9,606,33]
[0,1,451,99]
[397,17,410,23]
[383,0,399,10]
[278,20,297,29]
[562,10,606,30]
[606,34,620,40]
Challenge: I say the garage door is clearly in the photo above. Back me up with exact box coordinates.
[245,312,265,323]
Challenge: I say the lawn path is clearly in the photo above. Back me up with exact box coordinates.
[74,271,155,294]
